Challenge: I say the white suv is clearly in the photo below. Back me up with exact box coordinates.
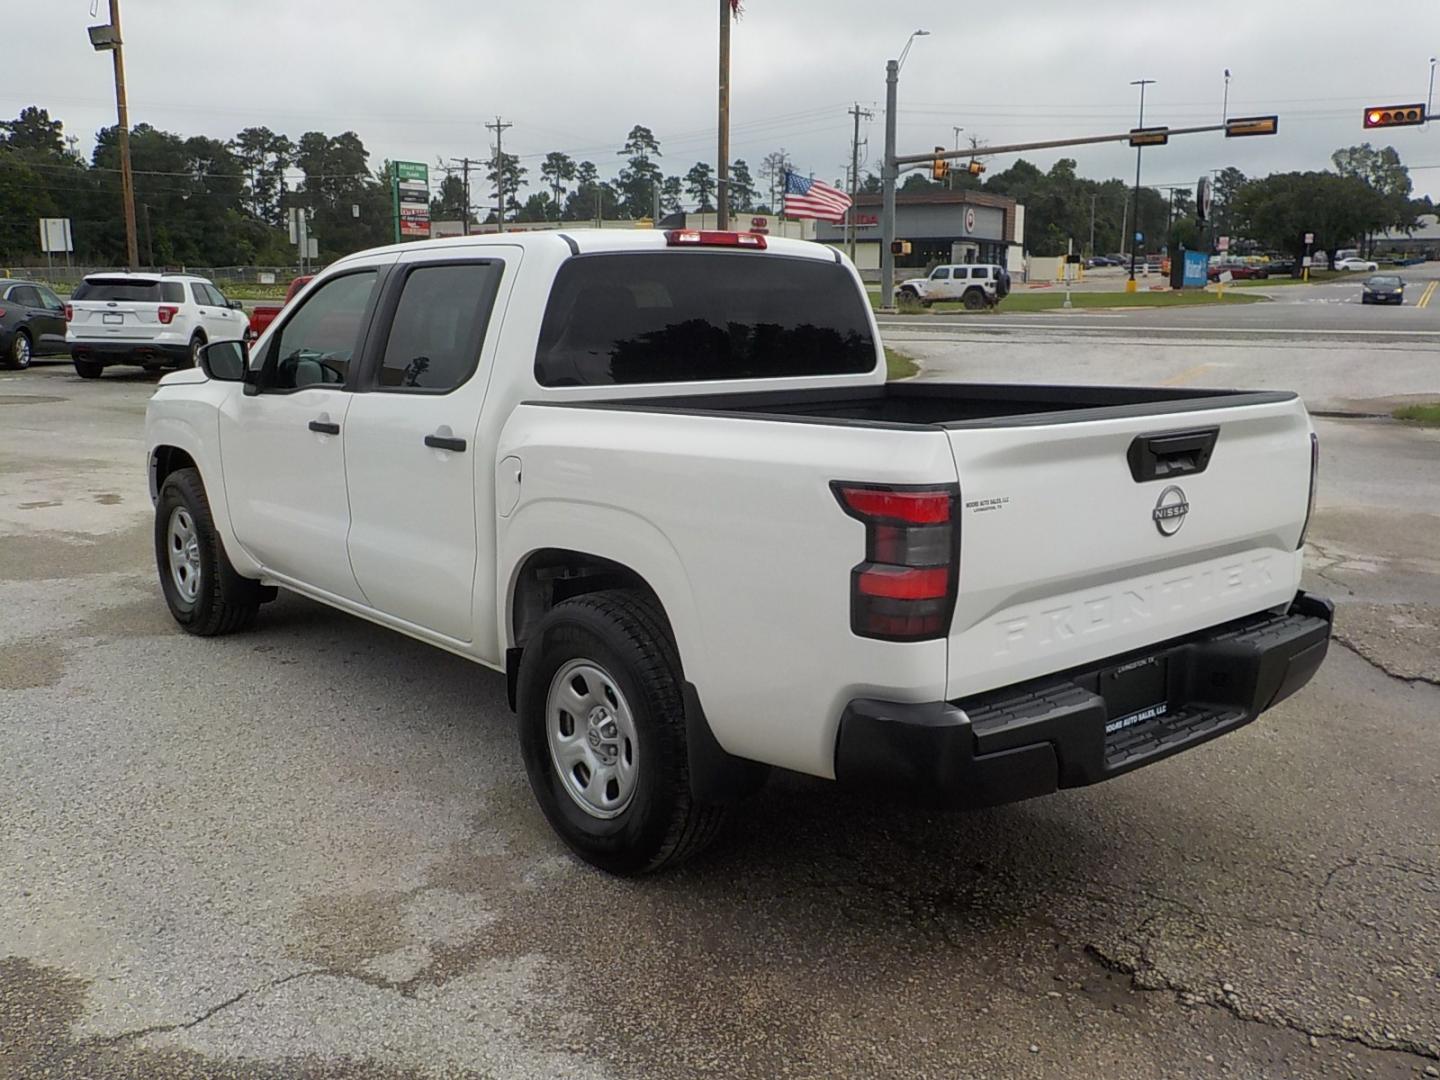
[67,272,247,379]
[895,263,1011,309]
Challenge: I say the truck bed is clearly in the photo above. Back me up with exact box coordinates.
[539,381,1296,429]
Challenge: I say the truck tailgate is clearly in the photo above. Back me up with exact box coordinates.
[945,395,1312,699]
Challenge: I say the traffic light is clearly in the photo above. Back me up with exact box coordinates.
[966,159,986,176]
[890,240,912,256]
[1363,104,1425,128]
[931,147,950,181]
[1128,127,1170,147]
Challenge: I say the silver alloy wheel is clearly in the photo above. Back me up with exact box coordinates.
[13,333,30,368]
[166,506,202,605]
[546,658,640,819]
[190,336,204,366]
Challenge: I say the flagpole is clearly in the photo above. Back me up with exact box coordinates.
[717,0,732,230]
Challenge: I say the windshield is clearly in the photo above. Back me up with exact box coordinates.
[1367,276,1401,286]
[535,251,877,387]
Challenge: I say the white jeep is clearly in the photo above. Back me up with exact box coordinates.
[896,263,1011,309]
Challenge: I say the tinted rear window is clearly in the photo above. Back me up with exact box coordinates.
[535,252,876,386]
[73,279,165,303]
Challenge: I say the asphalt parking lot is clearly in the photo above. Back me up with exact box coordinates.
[2,330,1438,1077]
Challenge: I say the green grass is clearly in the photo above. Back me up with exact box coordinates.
[1393,403,1440,426]
[885,347,919,380]
[1229,270,1365,288]
[968,290,1265,313]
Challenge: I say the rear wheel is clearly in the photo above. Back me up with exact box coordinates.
[187,332,206,368]
[516,590,725,875]
[963,288,986,310]
[72,356,103,379]
[155,467,262,635]
[4,330,31,370]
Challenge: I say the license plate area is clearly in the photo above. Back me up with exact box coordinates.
[102,312,124,325]
[1100,656,1169,735]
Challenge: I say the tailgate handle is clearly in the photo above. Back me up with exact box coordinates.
[1126,427,1218,482]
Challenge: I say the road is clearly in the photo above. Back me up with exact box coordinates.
[2,340,1438,1078]
[882,262,1440,414]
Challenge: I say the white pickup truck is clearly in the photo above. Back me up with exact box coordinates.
[145,229,1331,874]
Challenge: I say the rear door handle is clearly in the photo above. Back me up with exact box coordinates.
[308,420,340,435]
[424,434,467,453]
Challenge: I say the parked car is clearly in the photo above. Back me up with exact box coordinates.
[1208,259,1268,281]
[246,274,313,342]
[895,263,1012,309]
[1361,274,1405,304]
[1334,257,1379,272]
[0,279,68,369]
[1085,255,1122,268]
[146,228,1332,874]
[1266,258,1296,276]
[67,272,247,379]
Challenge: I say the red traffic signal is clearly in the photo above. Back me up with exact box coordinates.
[1363,104,1425,128]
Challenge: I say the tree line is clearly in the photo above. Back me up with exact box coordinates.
[0,103,1431,269]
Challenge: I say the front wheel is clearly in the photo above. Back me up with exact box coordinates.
[155,467,262,635]
[516,590,725,875]
[187,332,206,368]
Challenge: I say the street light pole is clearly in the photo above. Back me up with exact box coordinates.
[1428,58,1436,128]
[1127,78,1155,293]
[1222,68,1231,122]
[880,29,927,311]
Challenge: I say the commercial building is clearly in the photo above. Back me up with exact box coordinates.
[812,190,1025,276]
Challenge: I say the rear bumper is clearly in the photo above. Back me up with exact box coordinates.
[69,340,190,366]
[835,591,1332,807]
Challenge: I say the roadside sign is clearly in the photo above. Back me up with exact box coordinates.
[38,218,73,254]
[392,161,430,241]
[1218,270,1234,284]
[1225,115,1279,137]
[1134,231,1143,243]
[1217,235,1230,252]
[1303,232,1314,244]
[1302,256,1313,268]
[1128,127,1170,147]
[1182,250,1210,289]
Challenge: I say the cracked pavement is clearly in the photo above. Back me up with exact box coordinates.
[2,362,1438,1079]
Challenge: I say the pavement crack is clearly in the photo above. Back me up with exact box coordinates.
[1083,942,1440,1062]
[1333,633,1440,689]
[90,967,335,1045]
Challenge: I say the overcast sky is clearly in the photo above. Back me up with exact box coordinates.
[18,0,1440,202]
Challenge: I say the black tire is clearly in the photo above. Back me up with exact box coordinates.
[187,332,206,368]
[73,357,104,379]
[155,467,262,636]
[5,330,32,370]
[962,288,986,310]
[897,287,919,304]
[516,590,725,875]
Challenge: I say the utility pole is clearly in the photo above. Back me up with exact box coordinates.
[847,103,872,262]
[460,157,472,236]
[1127,78,1155,292]
[950,126,964,191]
[1089,192,1097,256]
[717,0,732,230]
[99,0,139,269]
[486,117,512,233]
[881,30,928,311]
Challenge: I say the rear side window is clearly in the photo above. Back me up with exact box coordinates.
[73,279,163,302]
[972,268,989,280]
[951,268,968,280]
[535,252,877,386]
[10,286,41,306]
[161,282,185,303]
[190,284,210,305]
[374,262,503,392]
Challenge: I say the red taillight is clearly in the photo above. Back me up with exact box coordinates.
[156,305,179,325]
[64,304,73,321]
[665,229,767,249]
[0,308,6,319]
[833,482,959,642]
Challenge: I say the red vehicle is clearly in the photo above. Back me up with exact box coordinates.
[245,275,313,341]
[1208,260,1268,281]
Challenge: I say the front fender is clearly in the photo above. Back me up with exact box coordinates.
[145,393,259,579]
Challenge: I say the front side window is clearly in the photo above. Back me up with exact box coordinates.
[374,263,503,392]
[262,271,377,390]
[535,252,877,387]
[205,284,229,306]
[930,267,950,280]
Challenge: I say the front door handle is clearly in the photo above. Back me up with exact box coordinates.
[424,434,467,453]
[308,419,340,435]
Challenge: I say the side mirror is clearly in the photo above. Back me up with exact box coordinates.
[227,298,245,310]
[198,339,248,382]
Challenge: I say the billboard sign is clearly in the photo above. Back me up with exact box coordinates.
[1181,250,1210,288]
[39,218,73,254]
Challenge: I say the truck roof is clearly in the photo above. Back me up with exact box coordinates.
[330,228,840,269]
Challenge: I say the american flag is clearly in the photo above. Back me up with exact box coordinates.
[782,171,853,223]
